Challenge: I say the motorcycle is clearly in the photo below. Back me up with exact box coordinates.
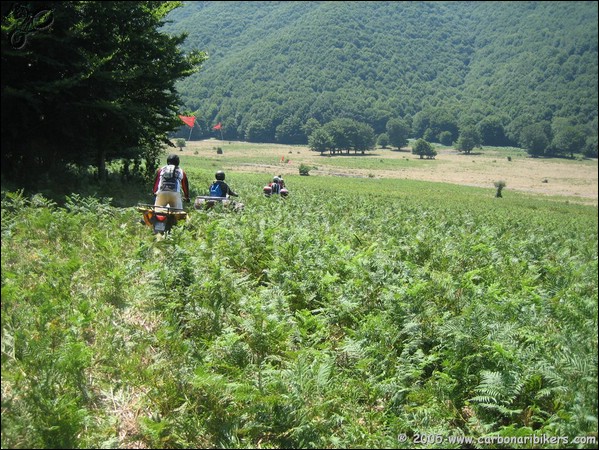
[137,204,188,234]
[263,185,289,197]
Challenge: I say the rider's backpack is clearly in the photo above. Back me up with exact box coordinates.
[161,165,179,192]
[209,181,224,197]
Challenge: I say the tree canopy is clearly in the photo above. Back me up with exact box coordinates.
[1,1,206,183]
[308,118,375,155]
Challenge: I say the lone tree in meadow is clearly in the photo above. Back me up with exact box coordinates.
[412,139,437,159]
[386,118,411,150]
[175,139,186,152]
[377,133,390,149]
[456,127,482,154]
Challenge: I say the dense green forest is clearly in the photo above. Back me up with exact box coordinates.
[165,1,597,155]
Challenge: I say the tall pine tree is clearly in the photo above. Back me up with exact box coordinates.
[1,1,206,183]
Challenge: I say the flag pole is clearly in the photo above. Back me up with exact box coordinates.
[179,115,196,141]
[213,122,223,140]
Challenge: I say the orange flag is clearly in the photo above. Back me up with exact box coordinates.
[178,115,195,128]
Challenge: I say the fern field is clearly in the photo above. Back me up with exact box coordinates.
[2,176,597,449]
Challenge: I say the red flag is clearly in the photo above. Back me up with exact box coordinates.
[213,122,222,131]
[179,115,195,128]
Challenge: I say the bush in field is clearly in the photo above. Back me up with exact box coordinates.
[494,180,506,197]
[299,163,312,175]
[412,138,437,159]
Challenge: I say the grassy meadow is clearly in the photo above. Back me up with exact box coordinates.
[1,143,598,448]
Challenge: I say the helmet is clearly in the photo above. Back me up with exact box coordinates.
[167,154,180,166]
[273,176,279,182]
[215,170,225,180]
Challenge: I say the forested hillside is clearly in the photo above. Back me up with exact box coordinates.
[2,1,595,185]
[165,1,597,153]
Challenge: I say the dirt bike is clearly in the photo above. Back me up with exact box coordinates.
[194,196,244,212]
[137,204,188,234]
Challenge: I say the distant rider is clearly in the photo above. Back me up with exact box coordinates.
[269,176,281,194]
[277,175,286,189]
[209,170,239,198]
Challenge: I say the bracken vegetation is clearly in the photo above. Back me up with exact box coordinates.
[2,170,597,448]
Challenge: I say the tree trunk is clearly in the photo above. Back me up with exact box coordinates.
[97,147,107,181]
